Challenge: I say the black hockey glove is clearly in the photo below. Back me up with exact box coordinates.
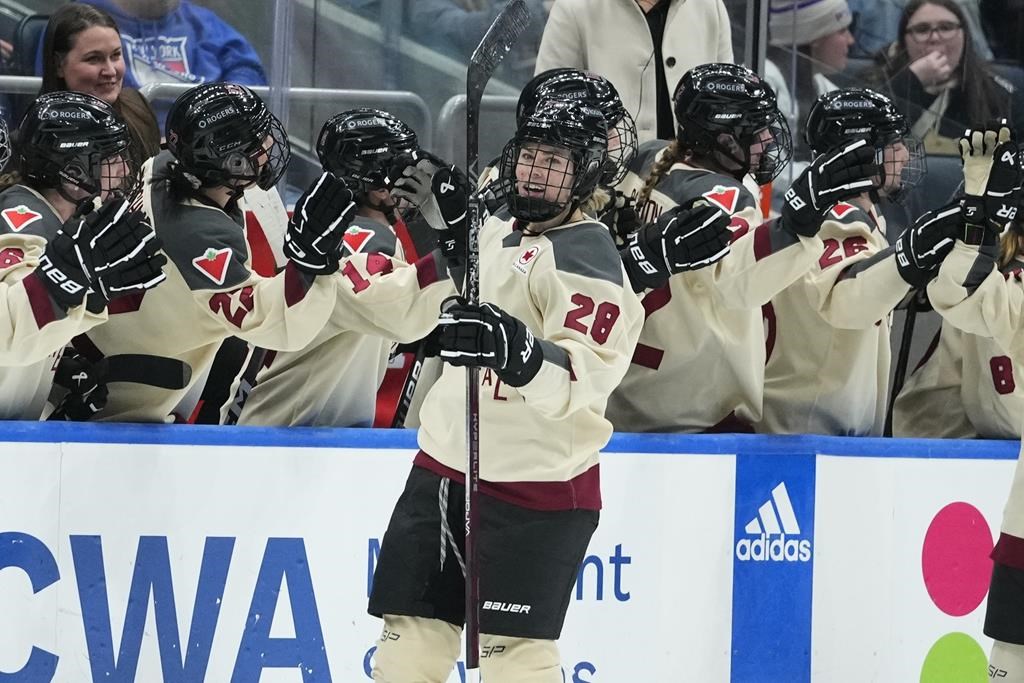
[959,122,1021,245]
[426,297,543,388]
[40,195,167,310]
[621,201,731,292]
[48,350,108,421]
[284,172,357,275]
[598,190,642,248]
[431,165,470,267]
[895,201,962,287]
[781,139,880,237]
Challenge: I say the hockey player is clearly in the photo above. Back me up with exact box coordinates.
[231,109,460,427]
[604,63,879,433]
[892,217,1024,438]
[924,122,1024,683]
[74,83,457,422]
[368,100,644,683]
[0,92,165,419]
[755,88,953,436]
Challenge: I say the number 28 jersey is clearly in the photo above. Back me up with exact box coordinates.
[416,214,644,500]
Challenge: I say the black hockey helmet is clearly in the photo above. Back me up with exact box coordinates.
[805,88,925,201]
[316,108,418,191]
[518,68,637,186]
[500,98,608,222]
[165,82,289,192]
[673,63,792,184]
[18,91,134,201]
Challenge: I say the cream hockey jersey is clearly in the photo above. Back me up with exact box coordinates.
[79,152,453,422]
[900,256,1024,439]
[756,202,909,436]
[416,215,643,501]
[0,187,106,419]
[605,141,822,432]
[236,215,455,427]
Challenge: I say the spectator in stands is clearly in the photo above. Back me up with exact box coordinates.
[764,0,855,159]
[536,0,733,143]
[38,3,160,172]
[847,0,993,59]
[78,0,268,127]
[863,0,1022,154]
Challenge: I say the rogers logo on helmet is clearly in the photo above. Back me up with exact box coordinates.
[835,99,873,109]
[706,82,747,93]
[198,107,238,129]
[345,118,389,129]
[42,110,91,120]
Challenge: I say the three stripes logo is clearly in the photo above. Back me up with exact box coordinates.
[735,482,812,563]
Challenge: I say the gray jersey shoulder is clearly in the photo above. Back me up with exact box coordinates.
[149,152,251,291]
[658,167,758,214]
[544,220,624,287]
[0,186,63,240]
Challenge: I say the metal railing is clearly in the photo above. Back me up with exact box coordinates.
[434,94,518,166]
[139,83,434,150]
[0,75,42,94]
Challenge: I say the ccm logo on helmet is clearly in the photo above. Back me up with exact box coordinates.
[198,107,238,128]
[481,601,531,614]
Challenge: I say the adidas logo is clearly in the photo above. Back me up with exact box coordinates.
[735,482,812,563]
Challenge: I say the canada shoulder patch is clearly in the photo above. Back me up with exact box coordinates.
[1,206,43,233]
[512,245,542,275]
[830,202,857,219]
[701,185,740,214]
[342,225,375,255]
[192,247,233,285]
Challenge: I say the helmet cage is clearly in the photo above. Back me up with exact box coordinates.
[166,84,291,193]
[19,92,136,202]
[500,100,607,222]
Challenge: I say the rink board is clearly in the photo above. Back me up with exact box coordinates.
[0,423,1017,683]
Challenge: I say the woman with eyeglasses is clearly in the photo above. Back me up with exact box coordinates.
[865,0,1023,155]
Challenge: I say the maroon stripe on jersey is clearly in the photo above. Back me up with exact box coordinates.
[414,451,602,511]
[283,262,311,307]
[415,252,441,289]
[23,272,59,328]
[753,222,773,261]
[642,284,671,317]
[632,343,664,369]
[992,532,1024,570]
[107,291,145,314]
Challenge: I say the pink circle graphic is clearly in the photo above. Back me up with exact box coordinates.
[922,502,994,616]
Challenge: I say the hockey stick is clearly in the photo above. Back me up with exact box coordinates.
[463,1,530,677]
[884,289,922,436]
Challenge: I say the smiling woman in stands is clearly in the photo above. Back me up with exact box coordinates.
[38,3,160,171]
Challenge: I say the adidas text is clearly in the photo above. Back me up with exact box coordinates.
[735,534,811,562]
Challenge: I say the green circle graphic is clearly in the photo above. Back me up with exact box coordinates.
[920,632,988,683]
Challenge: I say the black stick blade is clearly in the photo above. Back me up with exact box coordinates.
[467,0,531,99]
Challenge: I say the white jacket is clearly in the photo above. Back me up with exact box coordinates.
[536,0,733,144]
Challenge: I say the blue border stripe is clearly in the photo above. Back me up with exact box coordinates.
[0,422,1017,459]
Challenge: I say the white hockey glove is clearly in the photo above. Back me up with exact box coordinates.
[284,172,357,275]
[959,122,1021,244]
[390,149,449,230]
[781,139,879,237]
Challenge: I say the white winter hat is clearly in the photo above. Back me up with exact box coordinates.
[769,0,853,46]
